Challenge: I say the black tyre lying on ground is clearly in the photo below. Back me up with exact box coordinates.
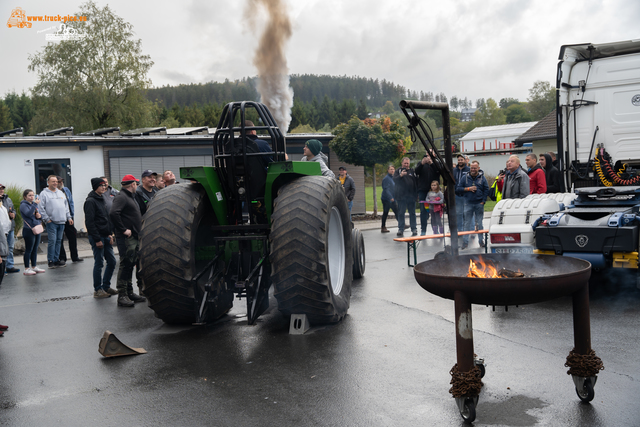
[270,176,353,324]
[138,184,232,324]
[352,228,365,279]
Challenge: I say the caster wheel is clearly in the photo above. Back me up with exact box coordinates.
[576,378,595,403]
[475,361,485,378]
[460,397,476,423]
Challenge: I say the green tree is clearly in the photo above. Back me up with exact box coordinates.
[499,97,520,109]
[0,100,13,131]
[290,123,316,134]
[475,98,506,126]
[331,116,406,216]
[356,99,368,120]
[505,103,533,124]
[4,92,35,133]
[382,100,395,115]
[527,80,555,120]
[28,1,155,133]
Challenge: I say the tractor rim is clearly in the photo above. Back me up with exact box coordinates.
[328,206,345,295]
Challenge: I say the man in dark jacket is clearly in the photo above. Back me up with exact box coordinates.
[135,169,158,216]
[540,153,564,193]
[100,176,119,213]
[455,161,489,249]
[453,154,470,233]
[338,167,356,213]
[393,157,418,236]
[381,165,398,233]
[84,178,117,299]
[57,176,83,263]
[503,155,530,198]
[110,174,146,307]
[416,153,440,236]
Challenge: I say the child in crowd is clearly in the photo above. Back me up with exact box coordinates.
[426,180,444,235]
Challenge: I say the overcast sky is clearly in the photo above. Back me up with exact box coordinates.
[1,0,639,105]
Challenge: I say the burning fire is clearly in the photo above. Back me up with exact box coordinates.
[467,258,524,278]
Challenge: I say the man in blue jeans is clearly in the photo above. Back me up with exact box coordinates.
[453,154,470,237]
[84,178,118,298]
[39,175,72,268]
[455,160,489,250]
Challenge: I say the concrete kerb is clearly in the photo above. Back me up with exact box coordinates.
[11,234,113,266]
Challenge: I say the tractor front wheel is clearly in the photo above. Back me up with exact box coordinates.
[270,176,353,324]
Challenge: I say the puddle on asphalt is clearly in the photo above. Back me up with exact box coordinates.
[474,395,547,426]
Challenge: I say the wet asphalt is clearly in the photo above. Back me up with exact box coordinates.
[1,221,639,426]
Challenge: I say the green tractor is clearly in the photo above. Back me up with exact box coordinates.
[138,101,365,326]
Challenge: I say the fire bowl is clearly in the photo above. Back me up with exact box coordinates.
[414,254,591,306]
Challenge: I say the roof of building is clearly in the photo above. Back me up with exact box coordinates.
[514,110,556,144]
[460,121,538,142]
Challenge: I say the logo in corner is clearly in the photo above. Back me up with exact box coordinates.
[633,95,640,107]
[7,7,32,28]
[46,24,86,41]
[575,235,589,248]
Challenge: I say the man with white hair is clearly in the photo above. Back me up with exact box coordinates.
[503,155,530,199]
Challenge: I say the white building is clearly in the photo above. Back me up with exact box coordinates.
[459,122,537,152]
[0,129,364,232]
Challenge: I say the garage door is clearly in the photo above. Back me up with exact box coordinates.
[109,155,213,182]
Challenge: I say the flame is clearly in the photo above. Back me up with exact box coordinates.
[467,259,500,278]
[467,258,524,278]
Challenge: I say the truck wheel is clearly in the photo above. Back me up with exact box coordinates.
[138,184,232,324]
[270,176,353,324]
[352,228,366,279]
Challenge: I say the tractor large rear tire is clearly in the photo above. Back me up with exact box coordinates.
[270,176,353,324]
[138,184,230,324]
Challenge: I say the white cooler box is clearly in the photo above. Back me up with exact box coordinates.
[488,193,578,254]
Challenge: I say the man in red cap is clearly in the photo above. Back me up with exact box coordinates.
[109,174,146,307]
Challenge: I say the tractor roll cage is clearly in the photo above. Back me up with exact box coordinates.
[212,101,287,230]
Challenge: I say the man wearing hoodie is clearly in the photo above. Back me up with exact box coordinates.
[525,154,547,194]
[540,153,565,193]
[84,178,118,299]
[455,160,489,249]
[301,139,335,178]
[39,175,72,268]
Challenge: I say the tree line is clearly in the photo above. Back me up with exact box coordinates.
[1,77,555,136]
